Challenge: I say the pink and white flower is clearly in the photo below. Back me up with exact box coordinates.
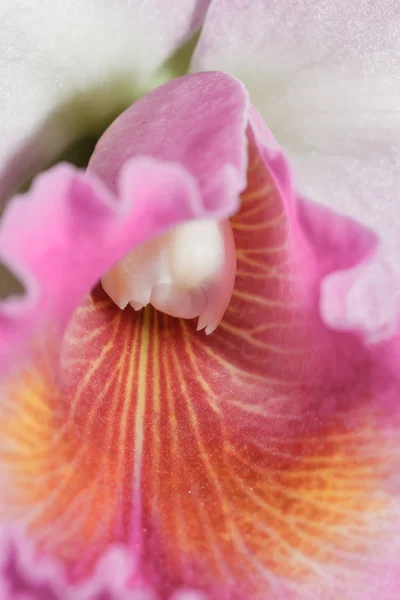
[0,2,399,599]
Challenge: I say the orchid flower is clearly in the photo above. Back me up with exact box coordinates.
[0,2,400,600]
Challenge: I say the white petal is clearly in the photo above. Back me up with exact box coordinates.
[0,0,211,200]
[192,0,400,264]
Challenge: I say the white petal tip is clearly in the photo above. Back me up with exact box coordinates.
[114,299,129,310]
[196,317,218,335]
[205,324,218,335]
[130,301,147,311]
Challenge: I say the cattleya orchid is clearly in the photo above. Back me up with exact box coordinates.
[1,1,400,599]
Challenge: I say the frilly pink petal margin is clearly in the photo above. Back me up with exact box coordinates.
[0,526,209,600]
[90,71,391,345]
[0,157,235,373]
[0,72,250,375]
[0,71,395,381]
[248,105,396,345]
[191,0,400,342]
[0,80,247,369]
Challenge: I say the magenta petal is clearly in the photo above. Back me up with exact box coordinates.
[0,527,213,599]
[247,105,400,344]
[0,72,399,600]
[0,73,250,373]
[0,159,205,370]
[0,526,158,599]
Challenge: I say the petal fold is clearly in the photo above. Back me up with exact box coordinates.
[89,71,249,331]
[0,72,399,600]
[0,72,249,373]
[192,0,400,337]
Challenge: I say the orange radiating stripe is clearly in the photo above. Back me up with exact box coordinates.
[0,137,397,598]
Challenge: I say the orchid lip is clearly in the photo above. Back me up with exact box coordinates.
[1,66,399,600]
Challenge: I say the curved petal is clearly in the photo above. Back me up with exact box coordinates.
[89,71,248,332]
[0,159,218,375]
[0,0,212,201]
[0,72,399,600]
[88,72,248,205]
[192,0,400,336]
[0,73,248,375]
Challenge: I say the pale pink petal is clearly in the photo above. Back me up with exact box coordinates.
[88,72,248,208]
[248,105,390,344]
[89,71,248,332]
[0,0,212,202]
[192,0,400,339]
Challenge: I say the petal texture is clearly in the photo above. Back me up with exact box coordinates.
[89,71,249,332]
[0,73,399,600]
[0,73,248,375]
[1,129,399,600]
[0,0,212,201]
[0,526,206,599]
[192,0,400,333]
[0,160,222,375]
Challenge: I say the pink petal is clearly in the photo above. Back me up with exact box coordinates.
[192,0,400,340]
[0,73,249,373]
[0,526,171,599]
[89,71,249,333]
[0,161,214,373]
[0,72,399,600]
[0,0,212,202]
[88,72,248,210]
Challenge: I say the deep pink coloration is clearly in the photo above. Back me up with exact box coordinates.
[0,70,385,377]
[0,72,399,599]
[0,526,136,599]
[89,74,389,344]
[0,527,205,600]
[0,77,250,374]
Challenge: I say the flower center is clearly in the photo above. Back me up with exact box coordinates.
[101,217,237,335]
